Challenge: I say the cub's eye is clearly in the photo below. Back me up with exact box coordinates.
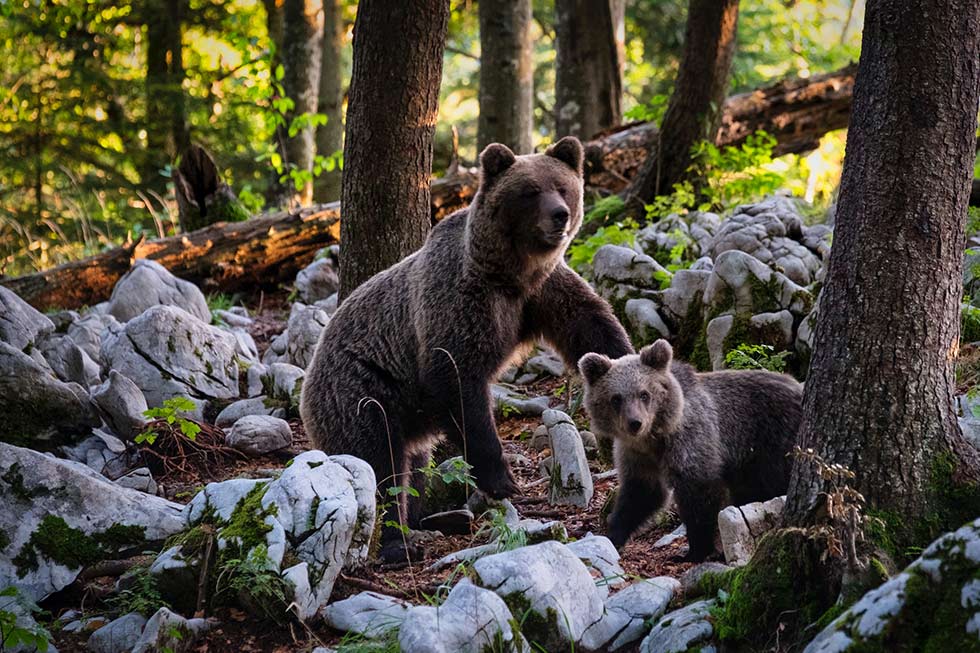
[611,395,623,409]
[639,391,651,403]
[556,185,568,196]
[520,187,540,199]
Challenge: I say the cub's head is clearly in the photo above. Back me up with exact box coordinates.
[468,137,585,277]
[578,339,685,444]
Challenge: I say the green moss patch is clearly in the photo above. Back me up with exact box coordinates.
[217,482,277,552]
[13,516,146,576]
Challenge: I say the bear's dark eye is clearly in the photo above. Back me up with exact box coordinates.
[639,391,651,403]
[520,187,540,199]
[556,185,568,196]
[611,395,623,409]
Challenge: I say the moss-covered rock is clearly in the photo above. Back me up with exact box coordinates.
[803,516,980,652]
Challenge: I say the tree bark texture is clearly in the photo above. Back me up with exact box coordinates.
[554,0,624,139]
[339,0,450,300]
[313,0,345,203]
[477,0,533,154]
[275,0,324,207]
[624,0,739,205]
[144,0,189,188]
[784,0,980,546]
[174,145,249,232]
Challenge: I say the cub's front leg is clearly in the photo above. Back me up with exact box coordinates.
[607,445,668,548]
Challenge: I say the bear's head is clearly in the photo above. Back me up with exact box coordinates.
[578,339,685,444]
[467,137,585,288]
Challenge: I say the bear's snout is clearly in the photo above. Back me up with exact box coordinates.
[538,191,571,241]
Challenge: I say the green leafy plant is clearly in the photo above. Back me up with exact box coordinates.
[583,195,627,226]
[566,218,639,275]
[724,343,791,373]
[478,506,527,553]
[962,304,980,344]
[214,545,291,623]
[418,457,476,491]
[107,565,167,616]
[646,131,785,224]
[136,397,202,445]
[0,586,50,653]
[624,93,670,126]
[206,292,235,325]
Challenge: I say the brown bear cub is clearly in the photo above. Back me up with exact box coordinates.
[579,339,802,562]
[301,136,632,560]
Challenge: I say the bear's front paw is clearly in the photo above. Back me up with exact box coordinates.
[476,463,520,500]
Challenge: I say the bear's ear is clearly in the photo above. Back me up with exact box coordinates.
[578,352,613,385]
[640,339,673,370]
[546,136,584,175]
[479,143,517,180]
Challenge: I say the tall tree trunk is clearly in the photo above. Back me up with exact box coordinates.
[477,0,533,154]
[271,0,324,208]
[554,0,623,139]
[784,0,980,552]
[144,0,189,189]
[624,0,738,209]
[338,0,450,300]
[313,0,345,203]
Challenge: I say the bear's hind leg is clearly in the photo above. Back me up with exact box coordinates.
[674,481,727,562]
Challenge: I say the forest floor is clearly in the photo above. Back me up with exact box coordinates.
[45,290,699,652]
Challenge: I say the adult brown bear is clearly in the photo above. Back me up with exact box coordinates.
[301,137,632,560]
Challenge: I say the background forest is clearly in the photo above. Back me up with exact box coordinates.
[0,0,866,276]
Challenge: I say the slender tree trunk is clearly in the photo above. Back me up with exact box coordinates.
[313,0,345,203]
[271,0,323,208]
[624,0,738,208]
[784,0,980,551]
[554,0,623,139]
[477,0,533,153]
[144,0,189,188]
[338,0,450,300]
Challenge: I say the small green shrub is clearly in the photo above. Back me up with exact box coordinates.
[962,304,980,343]
[108,565,168,616]
[0,586,50,653]
[215,545,291,623]
[566,218,639,275]
[136,397,202,445]
[724,343,791,373]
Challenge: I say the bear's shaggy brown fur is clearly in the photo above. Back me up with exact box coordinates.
[301,137,632,559]
[580,339,802,561]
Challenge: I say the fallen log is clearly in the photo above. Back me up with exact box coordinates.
[2,172,474,312]
[586,64,857,192]
[2,204,341,311]
[4,66,857,311]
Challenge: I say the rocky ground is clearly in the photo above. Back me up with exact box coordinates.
[2,195,979,652]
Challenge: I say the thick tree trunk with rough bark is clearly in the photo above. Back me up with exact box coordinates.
[144,0,189,188]
[174,145,249,232]
[784,0,980,551]
[271,0,324,207]
[339,0,449,300]
[313,0,345,203]
[554,0,623,139]
[624,0,739,207]
[477,0,533,153]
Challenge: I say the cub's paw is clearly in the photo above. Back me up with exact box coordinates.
[476,464,520,500]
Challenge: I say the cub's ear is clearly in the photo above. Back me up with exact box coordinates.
[578,352,612,385]
[479,143,517,180]
[546,136,584,175]
[640,339,673,370]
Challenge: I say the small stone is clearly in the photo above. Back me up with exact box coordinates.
[108,259,210,323]
[541,409,593,507]
[320,591,412,638]
[491,384,550,417]
[640,599,716,653]
[225,415,292,456]
[86,612,147,653]
[131,607,208,653]
[92,371,149,440]
[419,509,474,535]
[581,577,680,651]
[296,258,341,304]
[718,495,785,566]
[115,467,157,495]
[0,286,54,350]
[398,579,527,653]
[625,298,671,344]
[679,561,732,598]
